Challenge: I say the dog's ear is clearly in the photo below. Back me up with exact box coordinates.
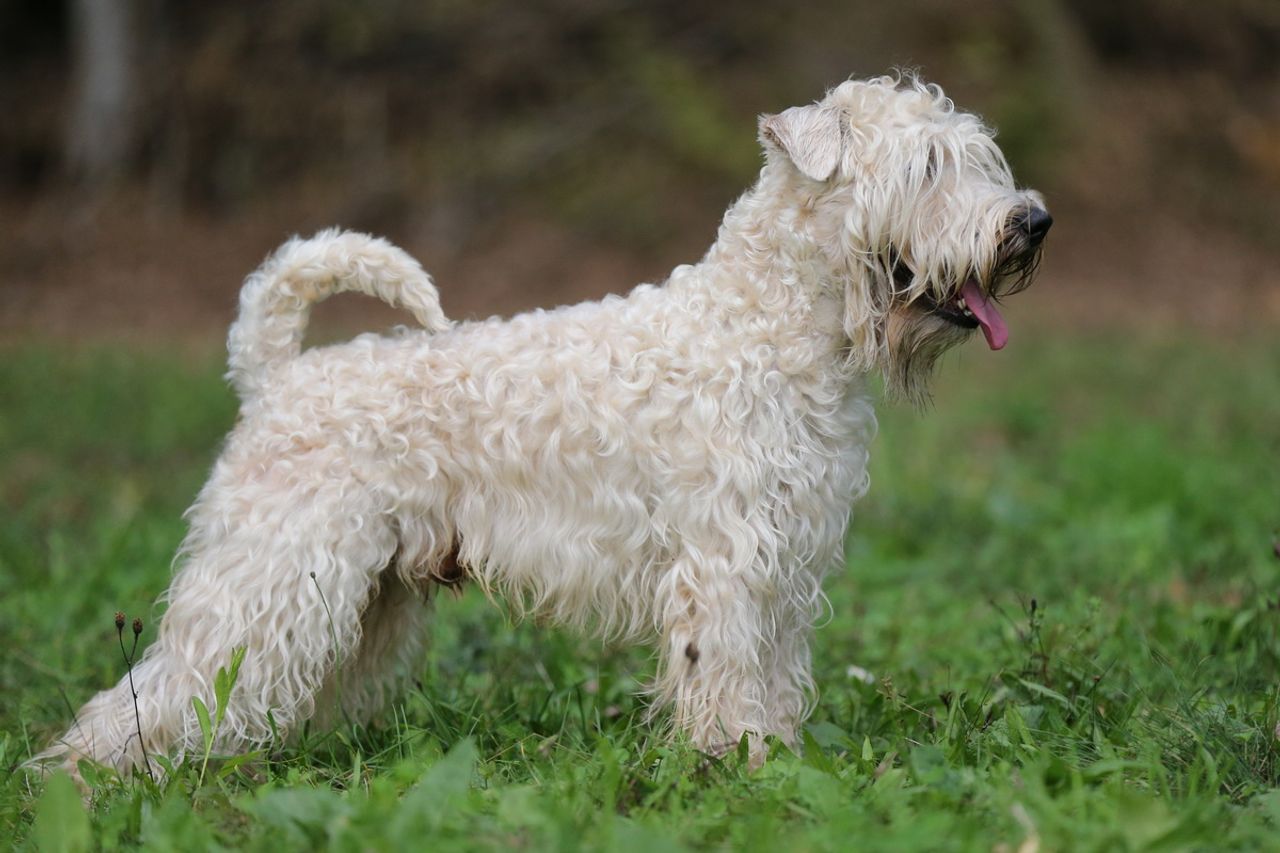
[759,104,846,182]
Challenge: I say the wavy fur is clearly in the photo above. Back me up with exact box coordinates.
[37,75,1046,777]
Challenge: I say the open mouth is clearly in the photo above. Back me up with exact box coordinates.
[890,230,1046,353]
[919,279,1009,350]
[900,260,1010,351]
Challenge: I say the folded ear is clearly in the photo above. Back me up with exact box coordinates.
[759,104,846,182]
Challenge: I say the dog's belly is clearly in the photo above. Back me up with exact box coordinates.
[396,371,678,637]
[390,384,872,641]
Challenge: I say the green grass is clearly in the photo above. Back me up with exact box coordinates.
[3,332,1279,850]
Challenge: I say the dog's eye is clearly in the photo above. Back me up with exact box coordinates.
[888,251,914,289]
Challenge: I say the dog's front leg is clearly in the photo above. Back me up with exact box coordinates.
[653,553,786,763]
[757,596,817,753]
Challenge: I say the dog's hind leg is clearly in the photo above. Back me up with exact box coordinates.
[311,570,430,729]
[37,464,398,779]
[310,534,471,732]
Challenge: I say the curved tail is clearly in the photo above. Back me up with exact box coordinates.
[226,228,452,399]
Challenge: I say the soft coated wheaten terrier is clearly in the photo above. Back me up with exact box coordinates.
[41,74,1050,777]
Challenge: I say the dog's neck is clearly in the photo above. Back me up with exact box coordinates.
[677,168,858,376]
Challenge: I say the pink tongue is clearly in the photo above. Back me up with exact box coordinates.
[961,279,1008,350]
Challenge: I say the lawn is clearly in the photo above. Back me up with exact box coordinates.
[2,331,1279,850]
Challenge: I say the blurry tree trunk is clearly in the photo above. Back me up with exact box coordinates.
[64,0,138,187]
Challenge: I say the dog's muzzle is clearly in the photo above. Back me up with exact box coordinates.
[907,205,1052,352]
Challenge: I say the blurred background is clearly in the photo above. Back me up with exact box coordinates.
[1,0,1278,344]
[3,7,1280,836]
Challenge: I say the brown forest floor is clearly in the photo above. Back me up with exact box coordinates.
[2,187,1278,350]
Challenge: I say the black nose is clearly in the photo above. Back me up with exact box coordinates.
[1020,207,1053,246]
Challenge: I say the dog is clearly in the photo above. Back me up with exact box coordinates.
[38,74,1049,778]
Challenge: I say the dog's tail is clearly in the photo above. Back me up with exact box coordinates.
[226,228,452,399]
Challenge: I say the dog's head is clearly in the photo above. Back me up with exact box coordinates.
[759,74,1050,403]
